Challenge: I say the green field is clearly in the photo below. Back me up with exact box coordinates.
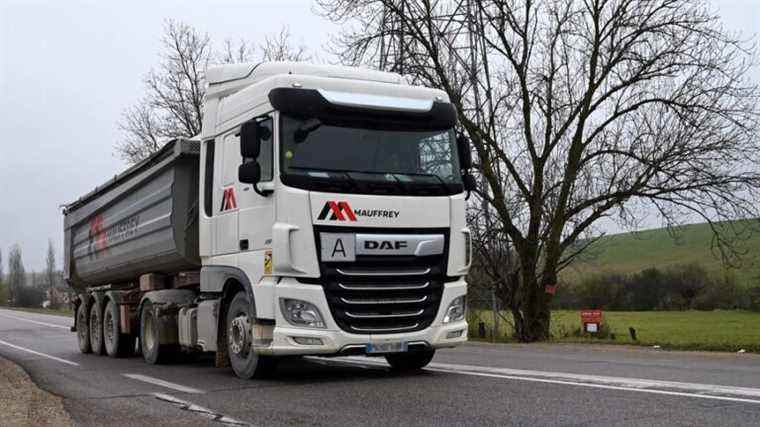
[562,220,760,287]
[469,310,760,352]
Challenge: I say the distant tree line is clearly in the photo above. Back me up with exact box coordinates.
[551,264,760,312]
[0,240,67,309]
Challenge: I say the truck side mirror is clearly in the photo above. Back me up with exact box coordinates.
[240,120,262,158]
[238,162,261,185]
[457,135,472,170]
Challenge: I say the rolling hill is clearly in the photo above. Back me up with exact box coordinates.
[562,220,760,287]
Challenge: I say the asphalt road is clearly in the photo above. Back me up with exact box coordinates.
[1,308,760,426]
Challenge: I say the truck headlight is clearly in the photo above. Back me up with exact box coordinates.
[443,295,466,323]
[280,298,326,329]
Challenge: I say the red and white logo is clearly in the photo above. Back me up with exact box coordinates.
[317,201,357,221]
[220,187,237,212]
[89,214,107,252]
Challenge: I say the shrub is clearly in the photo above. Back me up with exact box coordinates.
[747,287,760,312]
[557,263,743,311]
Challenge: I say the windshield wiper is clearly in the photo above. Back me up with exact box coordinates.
[393,172,451,194]
[288,166,372,175]
[287,166,360,190]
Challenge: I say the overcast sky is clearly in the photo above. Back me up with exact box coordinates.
[0,0,757,270]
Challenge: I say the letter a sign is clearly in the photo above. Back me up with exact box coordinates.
[319,233,356,262]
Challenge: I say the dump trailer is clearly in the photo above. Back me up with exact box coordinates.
[64,62,473,379]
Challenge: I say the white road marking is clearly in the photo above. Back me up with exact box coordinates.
[424,367,760,405]
[123,374,205,394]
[153,393,250,426]
[331,356,760,405]
[0,312,71,330]
[0,338,79,366]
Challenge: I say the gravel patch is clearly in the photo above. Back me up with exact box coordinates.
[0,357,71,426]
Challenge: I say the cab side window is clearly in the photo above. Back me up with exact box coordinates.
[252,117,273,182]
[203,140,215,217]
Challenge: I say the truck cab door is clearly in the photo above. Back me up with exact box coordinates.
[237,115,275,265]
[212,132,242,255]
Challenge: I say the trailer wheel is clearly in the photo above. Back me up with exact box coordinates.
[89,303,105,355]
[385,349,435,372]
[103,300,134,358]
[76,303,91,354]
[227,291,278,379]
[140,301,175,364]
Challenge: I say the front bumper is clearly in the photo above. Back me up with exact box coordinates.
[256,277,468,356]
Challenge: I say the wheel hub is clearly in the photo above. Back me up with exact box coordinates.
[229,315,251,356]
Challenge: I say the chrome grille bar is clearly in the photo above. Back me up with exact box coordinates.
[340,296,428,305]
[345,309,425,319]
[335,267,431,277]
[338,282,430,291]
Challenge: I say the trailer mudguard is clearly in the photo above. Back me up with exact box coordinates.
[103,289,141,334]
[104,289,139,306]
[139,289,197,345]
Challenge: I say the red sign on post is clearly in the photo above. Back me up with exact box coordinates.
[580,309,603,333]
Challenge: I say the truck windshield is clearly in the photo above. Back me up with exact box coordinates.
[280,114,463,196]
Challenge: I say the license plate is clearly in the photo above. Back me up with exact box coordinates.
[367,341,408,354]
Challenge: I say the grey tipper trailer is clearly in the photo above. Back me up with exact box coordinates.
[63,139,202,358]
[63,139,200,289]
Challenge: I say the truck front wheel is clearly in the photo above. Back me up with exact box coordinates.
[385,349,435,372]
[226,291,278,379]
[76,303,91,353]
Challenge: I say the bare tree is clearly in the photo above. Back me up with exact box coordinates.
[318,0,760,340]
[117,21,309,164]
[260,27,311,62]
[45,239,57,308]
[7,245,25,307]
[217,38,256,64]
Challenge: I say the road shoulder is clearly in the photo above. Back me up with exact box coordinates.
[0,356,72,426]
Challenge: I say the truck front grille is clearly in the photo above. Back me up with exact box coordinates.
[315,227,448,335]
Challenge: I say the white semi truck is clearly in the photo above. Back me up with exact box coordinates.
[63,62,474,379]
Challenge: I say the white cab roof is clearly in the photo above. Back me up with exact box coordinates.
[206,62,407,99]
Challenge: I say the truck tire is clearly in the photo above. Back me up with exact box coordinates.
[385,349,435,372]
[140,301,176,364]
[76,303,91,354]
[89,303,105,355]
[103,300,135,358]
[227,291,278,379]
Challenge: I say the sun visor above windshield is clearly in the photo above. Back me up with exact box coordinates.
[317,90,434,112]
[268,87,457,131]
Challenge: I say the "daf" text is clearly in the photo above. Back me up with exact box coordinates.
[364,240,408,250]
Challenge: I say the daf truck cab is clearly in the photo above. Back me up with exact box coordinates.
[64,62,473,379]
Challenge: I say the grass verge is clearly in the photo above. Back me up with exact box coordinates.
[469,309,760,353]
[0,306,73,317]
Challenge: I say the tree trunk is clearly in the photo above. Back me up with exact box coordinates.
[513,268,552,342]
